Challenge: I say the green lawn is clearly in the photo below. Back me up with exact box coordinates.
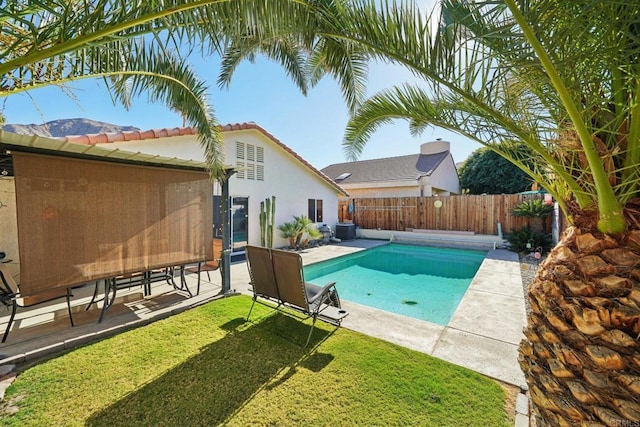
[0,295,513,426]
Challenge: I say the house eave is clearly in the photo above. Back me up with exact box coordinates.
[0,130,211,171]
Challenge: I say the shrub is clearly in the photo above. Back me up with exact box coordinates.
[278,215,321,249]
[512,199,553,233]
[512,199,553,218]
[458,145,535,194]
[506,226,553,254]
[292,215,321,247]
[277,221,298,248]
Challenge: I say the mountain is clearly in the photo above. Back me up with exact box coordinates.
[3,118,139,138]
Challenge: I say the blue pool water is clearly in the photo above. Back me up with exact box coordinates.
[304,243,486,325]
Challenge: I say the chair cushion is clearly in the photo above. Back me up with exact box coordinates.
[305,283,341,308]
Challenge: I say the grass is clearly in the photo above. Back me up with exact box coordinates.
[0,295,513,426]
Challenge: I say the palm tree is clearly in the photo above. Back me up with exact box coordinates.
[293,214,322,247]
[229,0,638,425]
[277,215,322,249]
[277,221,298,249]
[0,0,351,176]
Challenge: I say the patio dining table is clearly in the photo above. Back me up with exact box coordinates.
[73,253,205,322]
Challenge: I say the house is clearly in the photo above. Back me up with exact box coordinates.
[321,140,460,198]
[61,122,348,255]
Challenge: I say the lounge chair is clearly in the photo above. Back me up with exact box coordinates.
[0,263,74,343]
[245,245,282,321]
[269,248,348,346]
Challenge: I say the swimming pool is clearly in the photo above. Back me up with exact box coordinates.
[304,243,486,325]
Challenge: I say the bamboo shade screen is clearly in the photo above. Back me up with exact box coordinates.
[13,152,213,296]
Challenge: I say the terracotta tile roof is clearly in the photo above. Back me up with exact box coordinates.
[321,151,451,185]
[62,127,198,145]
[62,122,347,196]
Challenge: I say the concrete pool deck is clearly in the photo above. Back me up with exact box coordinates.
[0,239,527,390]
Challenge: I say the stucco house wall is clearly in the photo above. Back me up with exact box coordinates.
[418,157,460,196]
[88,125,345,249]
[418,139,460,195]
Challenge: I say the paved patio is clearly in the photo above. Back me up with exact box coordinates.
[0,239,527,389]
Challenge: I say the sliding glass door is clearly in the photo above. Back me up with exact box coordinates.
[231,197,248,253]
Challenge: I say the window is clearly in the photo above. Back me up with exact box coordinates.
[335,172,351,181]
[235,142,263,180]
[308,199,323,222]
[236,141,245,159]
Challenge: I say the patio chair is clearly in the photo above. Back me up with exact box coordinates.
[183,238,223,295]
[270,248,348,346]
[0,263,74,343]
[245,245,281,321]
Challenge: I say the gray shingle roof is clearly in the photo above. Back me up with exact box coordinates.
[321,151,450,184]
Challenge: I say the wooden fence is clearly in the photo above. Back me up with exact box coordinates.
[338,194,550,235]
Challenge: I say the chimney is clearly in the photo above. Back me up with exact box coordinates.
[420,140,450,155]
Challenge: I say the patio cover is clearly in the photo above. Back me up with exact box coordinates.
[0,130,215,296]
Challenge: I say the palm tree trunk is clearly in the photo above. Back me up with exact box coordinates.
[519,215,640,425]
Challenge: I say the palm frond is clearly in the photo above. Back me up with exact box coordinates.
[218,35,310,96]
[306,37,368,114]
[0,0,334,178]
[320,0,640,231]
[106,42,224,177]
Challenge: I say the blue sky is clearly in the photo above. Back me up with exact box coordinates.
[2,54,481,170]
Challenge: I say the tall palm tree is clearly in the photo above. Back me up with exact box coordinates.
[229,0,638,425]
[0,0,351,176]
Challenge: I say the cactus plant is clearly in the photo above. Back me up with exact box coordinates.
[268,196,275,248]
[259,196,276,248]
[260,200,266,246]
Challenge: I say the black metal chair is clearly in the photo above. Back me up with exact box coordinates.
[0,263,74,343]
